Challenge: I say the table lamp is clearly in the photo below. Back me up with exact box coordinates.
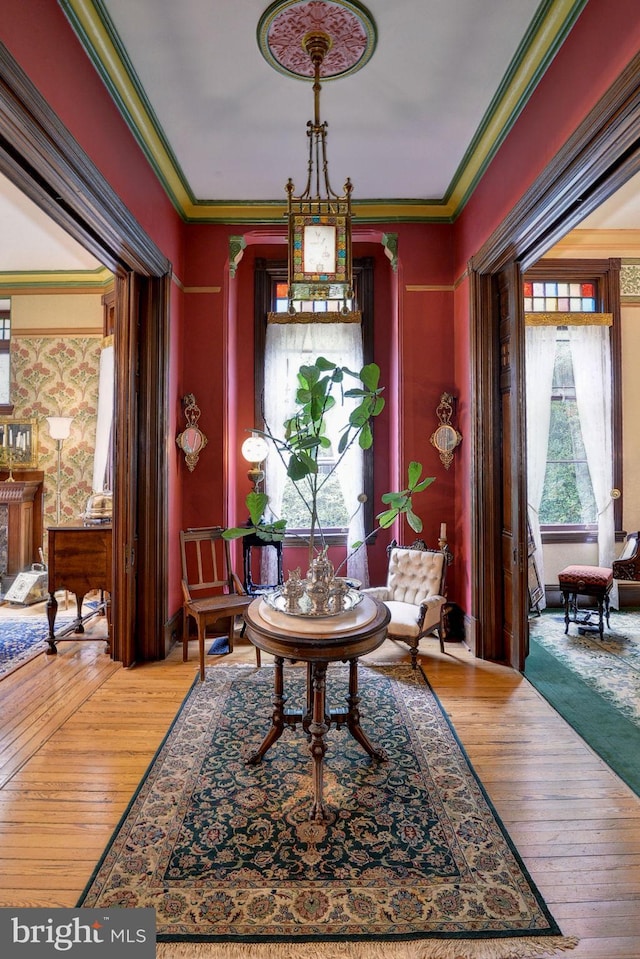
[241,434,269,492]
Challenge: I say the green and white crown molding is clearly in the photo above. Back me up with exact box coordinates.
[0,266,113,294]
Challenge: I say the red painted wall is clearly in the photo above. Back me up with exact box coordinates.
[175,223,456,594]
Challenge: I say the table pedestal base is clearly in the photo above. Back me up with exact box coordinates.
[247,657,386,821]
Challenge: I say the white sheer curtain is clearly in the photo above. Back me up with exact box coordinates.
[92,341,114,492]
[525,325,556,609]
[568,324,618,607]
[262,321,368,585]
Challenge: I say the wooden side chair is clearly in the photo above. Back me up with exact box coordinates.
[180,526,259,680]
[362,538,453,668]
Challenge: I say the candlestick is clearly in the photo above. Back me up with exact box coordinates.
[5,445,15,482]
[440,522,446,540]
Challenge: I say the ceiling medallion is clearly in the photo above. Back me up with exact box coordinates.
[257,0,377,80]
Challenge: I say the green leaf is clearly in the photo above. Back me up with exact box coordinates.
[343,388,369,398]
[315,356,336,371]
[221,527,249,540]
[376,508,399,528]
[257,527,285,543]
[296,436,322,451]
[360,363,381,391]
[246,491,269,525]
[287,454,310,481]
[372,396,385,416]
[406,509,423,533]
[381,491,407,507]
[349,404,370,427]
[337,429,351,454]
[359,422,373,449]
[412,476,435,493]
[407,461,422,488]
[287,450,317,480]
[299,365,319,386]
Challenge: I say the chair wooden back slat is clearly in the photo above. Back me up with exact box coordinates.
[180,526,231,597]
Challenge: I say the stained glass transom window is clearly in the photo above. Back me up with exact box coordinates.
[523,281,595,313]
[273,282,344,314]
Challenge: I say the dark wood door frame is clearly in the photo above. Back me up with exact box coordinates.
[469,52,640,668]
[0,43,171,665]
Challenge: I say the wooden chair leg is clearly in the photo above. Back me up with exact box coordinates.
[227,616,235,653]
[409,640,419,670]
[183,609,189,662]
[198,624,206,682]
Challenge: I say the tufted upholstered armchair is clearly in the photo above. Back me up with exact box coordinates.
[362,539,452,668]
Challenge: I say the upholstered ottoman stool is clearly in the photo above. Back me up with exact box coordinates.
[558,565,613,640]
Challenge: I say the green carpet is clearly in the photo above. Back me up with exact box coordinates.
[526,610,640,795]
[78,664,577,959]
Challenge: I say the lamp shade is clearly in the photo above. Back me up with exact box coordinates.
[46,416,73,441]
[241,435,269,464]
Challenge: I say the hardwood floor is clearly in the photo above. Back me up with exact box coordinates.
[0,623,639,956]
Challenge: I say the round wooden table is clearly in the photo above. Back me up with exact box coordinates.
[243,595,390,822]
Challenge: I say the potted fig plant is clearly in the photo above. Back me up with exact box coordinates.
[224,356,434,613]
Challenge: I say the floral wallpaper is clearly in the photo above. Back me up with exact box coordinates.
[10,335,101,541]
[621,263,640,297]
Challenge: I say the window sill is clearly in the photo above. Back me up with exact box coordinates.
[541,527,626,544]
[284,529,348,549]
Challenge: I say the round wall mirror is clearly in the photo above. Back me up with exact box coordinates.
[432,424,460,454]
[430,393,462,469]
[179,426,205,455]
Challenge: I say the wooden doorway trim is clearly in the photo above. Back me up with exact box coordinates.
[0,44,171,665]
[469,51,640,668]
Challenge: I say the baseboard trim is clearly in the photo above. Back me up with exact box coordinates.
[164,609,182,658]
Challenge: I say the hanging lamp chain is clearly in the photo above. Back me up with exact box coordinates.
[291,30,351,203]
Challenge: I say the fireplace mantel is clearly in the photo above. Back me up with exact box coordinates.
[0,470,44,574]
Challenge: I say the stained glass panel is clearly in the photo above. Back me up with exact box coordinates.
[525,278,599,312]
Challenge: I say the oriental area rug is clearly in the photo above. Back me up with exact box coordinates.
[78,664,577,959]
[0,611,74,680]
[526,608,640,796]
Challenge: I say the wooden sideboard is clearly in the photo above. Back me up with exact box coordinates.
[0,469,44,574]
[46,524,112,654]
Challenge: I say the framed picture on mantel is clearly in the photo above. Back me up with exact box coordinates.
[0,418,38,470]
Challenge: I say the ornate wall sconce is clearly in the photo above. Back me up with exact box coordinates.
[176,394,207,472]
[430,392,462,469]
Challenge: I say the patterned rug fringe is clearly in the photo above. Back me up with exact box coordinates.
[157,934,579,959]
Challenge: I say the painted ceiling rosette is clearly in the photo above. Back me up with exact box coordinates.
[257,0,377,80]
